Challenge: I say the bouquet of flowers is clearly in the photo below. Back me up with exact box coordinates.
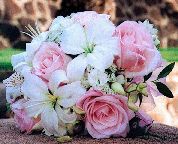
[3,11,175,142]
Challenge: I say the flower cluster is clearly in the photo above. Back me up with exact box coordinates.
[3,11,174,140]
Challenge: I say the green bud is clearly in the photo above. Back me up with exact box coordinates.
[57,136,72,143]
[138,83,147,89]
[137,83,146,92]
[129,92,138,103]
[111,82,126,95]
[128,101,139,112]
[141,87,148,96]
[126,83,137,92]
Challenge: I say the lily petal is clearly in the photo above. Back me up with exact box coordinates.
[55,104,77,123]
[41,105,66,136]
[26,42,41,64]
[48,70,69,93]
[87,46,114,71]
[67,55,87,82]
[55,81,86,108]
[23,100,46,118]
[6,86,23,103]
[86,18,115,44]
[11,52,26,68]
[21,70,48,100]
[32,31,48,43]
[60,23,85,55]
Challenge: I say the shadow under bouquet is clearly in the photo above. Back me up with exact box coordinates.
[3,11,175,142]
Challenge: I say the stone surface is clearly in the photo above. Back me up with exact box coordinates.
[0,119,178,144]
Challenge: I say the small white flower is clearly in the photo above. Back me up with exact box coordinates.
[81,76,90,89]
[88,69,108,88]
[47,16,74,44]
[3,72,24,103]
[107,73,117,82]
[47,30,62,44]
[101,84,115,95]
[49,16,74,31]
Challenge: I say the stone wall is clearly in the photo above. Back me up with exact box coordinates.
[0,0,178,49]
[0,0,61,49]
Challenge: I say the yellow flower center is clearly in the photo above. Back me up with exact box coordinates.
[48,94,58,104]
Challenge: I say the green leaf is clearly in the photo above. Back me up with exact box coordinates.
[155,82,174,98]
[157,62,175,79]
[144,72,152,81]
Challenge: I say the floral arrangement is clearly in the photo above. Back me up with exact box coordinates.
[3,11,175,142]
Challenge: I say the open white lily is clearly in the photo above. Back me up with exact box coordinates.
[60,18,118,82]
[21,69,86,136]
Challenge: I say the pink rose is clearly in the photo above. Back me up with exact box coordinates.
[32,42,71,81]
[76,90,134,139]
[71,11,110,26]
[114,21,162,78]
[11,99,39,133]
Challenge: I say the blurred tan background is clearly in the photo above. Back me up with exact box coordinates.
[0,0,178,127]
